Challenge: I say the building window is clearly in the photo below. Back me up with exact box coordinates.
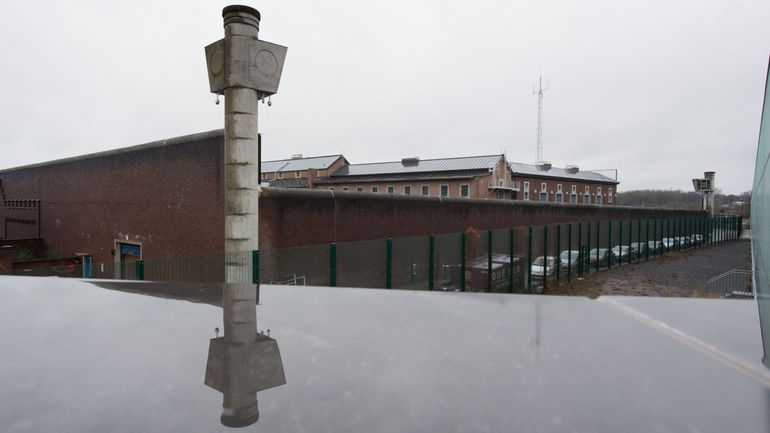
[261,173,267,180]
[557,184,562,193]
[523,181,530,201]
[278,172,283,179]
[317,170,322,177]
[404,185,412,195]
[541,182,547,192]
[596,195,603,205]
[295,171,301,178]
[585,186,590,194]
[608,187,613,203]
[342,187,349,191]
[556,193,563,203]
[372,186,379,193]
[421,185,429,196]
[356,186,363,192]
[440,185,449,197]
[570,193,577,204]
[583,194,590,204]
[539,192,548,202]
[571,185,576,194]
[460,184,469,197]
[387,185,395,194]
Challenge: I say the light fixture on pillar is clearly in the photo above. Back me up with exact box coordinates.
[204,5,288,284]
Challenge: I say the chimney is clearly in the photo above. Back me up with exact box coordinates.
[402,157,420,166]
[291,154,303,160]
[536,161,552,171]
[566,165,579,174]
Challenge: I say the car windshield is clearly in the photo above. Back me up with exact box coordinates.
[533,257,554,266]
[559,251,577,260]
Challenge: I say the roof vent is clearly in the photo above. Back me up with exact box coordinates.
[402,157,420,166]
[566,165,579,174]
[536,161,552,171]
[291,154,303,160]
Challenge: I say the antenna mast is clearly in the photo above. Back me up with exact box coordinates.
[533,76,549,163]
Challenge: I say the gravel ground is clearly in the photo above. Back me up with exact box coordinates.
[546,239,752,298]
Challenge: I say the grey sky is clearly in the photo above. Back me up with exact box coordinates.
[1,0,767,194]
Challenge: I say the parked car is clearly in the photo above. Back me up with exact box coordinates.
[690,234,704,245]
[630,242,648,257]
[611,245,637,263]
[662,237,678,250]
[558,250,582,275]
[675,236,691,248]
[648,240,663,254]
[588,248,614,268]
[531,256,557,280]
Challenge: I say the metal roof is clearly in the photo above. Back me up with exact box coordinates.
[314,171,482,184]
[333,155,503,177]
[262,155,345,173]
[509,162,617,183]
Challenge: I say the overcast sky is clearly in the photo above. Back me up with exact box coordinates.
[1,0,768,194]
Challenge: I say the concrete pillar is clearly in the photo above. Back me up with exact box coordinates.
[222,6,261,283]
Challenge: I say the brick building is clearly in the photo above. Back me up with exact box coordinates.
[510,162,618,205]
[314,155,517,199]
[261,154,348,189]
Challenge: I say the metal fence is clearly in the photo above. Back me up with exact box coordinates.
[1,215,742,293]
[705,269,754,298]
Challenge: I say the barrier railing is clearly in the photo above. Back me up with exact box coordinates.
[1,215,743,293]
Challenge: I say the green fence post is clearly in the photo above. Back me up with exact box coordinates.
[636,220,641,262]
[135,259,144,281]
[645,219,650,260]
[386,238,393,289]
[608,220,613,269]
[487,230,493,292]
[577,222,583,276]
[527,227,533,292]
[567,223,572,283]
[595,221,600,272]
[738,216,743,239]
[585,221,590,275]
[252,250,260,285]
[428,235,435,291]
[460,232,467,292]
[617,220,622,267]
[556,224,561,283]
[330,243,337,287]
[508,228,515,293]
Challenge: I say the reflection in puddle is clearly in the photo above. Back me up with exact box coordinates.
[205,284,286,427]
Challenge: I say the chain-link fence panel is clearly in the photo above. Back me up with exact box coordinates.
[335,239,387,289]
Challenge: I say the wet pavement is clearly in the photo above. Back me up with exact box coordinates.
[547,239,752,298]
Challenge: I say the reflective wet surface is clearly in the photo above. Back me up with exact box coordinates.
[0,276,769,432]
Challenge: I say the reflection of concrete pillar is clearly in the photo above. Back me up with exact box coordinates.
[205,284,286,428]
[223,6,261,283]
[220,283,259,426]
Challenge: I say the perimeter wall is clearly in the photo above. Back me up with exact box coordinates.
[1,129,705,263]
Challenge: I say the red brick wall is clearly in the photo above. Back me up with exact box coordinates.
[1,132,698,263]
[259,187,704,249]
[0,130,225,263]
